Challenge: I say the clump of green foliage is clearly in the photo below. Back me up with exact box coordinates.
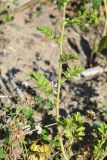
[92,121,107,160]
[28,0,102,159]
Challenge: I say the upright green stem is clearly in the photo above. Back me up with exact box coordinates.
[103,0,107,35]
[56,3,69,160]
[56,4,66,121]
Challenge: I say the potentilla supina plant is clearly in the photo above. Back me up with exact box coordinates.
[28,0,101,159]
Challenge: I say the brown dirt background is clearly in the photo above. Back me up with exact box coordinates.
[0,0,107,115]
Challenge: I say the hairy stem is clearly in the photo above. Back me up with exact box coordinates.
[56,3,68,160]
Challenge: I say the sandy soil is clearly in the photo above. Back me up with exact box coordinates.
[0,1,107,115]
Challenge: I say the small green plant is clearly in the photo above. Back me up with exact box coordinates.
[28,0,86,159]
[27,0,103,159]
[92,122,107,160]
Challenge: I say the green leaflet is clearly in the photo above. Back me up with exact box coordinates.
[0,147,5,158]
[37,26,55,40]
[63,66,84,79]
[98,122,107,135]
[98,35,107,52]
[28,71,54,97]
[22,107,34,118]
[60,53,78,63]
[65,9,101,27]
[12,0,19,5]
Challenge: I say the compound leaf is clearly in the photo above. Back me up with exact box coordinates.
[28,71,54,97]
[63,66,84,79]
[37,26,55,40]
[61,113,85,140]
[60,53,78,63]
